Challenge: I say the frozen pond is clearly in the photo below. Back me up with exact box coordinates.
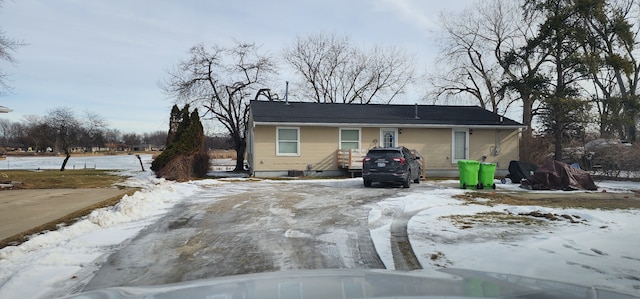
[2,154,154,171]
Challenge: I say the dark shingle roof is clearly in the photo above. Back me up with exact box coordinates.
[250,100,523,127]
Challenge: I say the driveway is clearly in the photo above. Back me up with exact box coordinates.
[0,188,132,246]
[84,180,430,290]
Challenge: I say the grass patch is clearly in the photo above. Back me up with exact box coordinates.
[0,169,127,189]
[454,191,640,210]
[443,211,548,229]
[430,252,444,261]
[424,177,453,181]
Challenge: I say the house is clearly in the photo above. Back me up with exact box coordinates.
[131,144,164,152]
[246,100,525,178]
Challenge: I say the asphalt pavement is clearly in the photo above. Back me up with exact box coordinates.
[83,180,419,290]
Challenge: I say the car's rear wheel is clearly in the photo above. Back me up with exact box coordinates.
[403,172,411,188]
[413,169,421,184]
[364,179,372,187]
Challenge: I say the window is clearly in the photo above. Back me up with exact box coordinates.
[340,128,360,150]
[277,127,299,156]
[452,129,468,161]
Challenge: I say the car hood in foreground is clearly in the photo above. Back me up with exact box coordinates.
[59,268,637,299]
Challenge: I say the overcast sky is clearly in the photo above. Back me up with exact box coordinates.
[0,0,473,134]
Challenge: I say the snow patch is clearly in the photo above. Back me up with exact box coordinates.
[0,171,200,299]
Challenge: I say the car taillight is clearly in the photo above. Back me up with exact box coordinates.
[363,157,371,162]
[393,157,406,165]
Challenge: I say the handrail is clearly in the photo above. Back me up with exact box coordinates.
[411,149,426,178]
[338,148,425,177]
[338,149,366,170]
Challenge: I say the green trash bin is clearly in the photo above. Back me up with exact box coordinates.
[479,162,497,189]
[457,160,480,189]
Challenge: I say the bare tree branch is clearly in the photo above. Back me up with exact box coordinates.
[429,0,547,134]
[283,32,415,104]
[162,42,276,171]
[0,0,26,94]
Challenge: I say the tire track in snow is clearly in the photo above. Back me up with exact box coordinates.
[390,210,422,270]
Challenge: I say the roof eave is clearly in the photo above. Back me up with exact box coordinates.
[253,121,525,130]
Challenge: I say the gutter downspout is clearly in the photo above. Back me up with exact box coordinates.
[494,129,500,156]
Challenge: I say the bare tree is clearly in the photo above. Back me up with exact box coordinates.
[81,110,108,149]
[430,0,531,115]
[499,1,550,136]
[20,114,52,152]
[283,32,415,104]
[0,118,11,144]
[104,128,121,144]
[163,42,276,171]
[0,0,25,95]
[122,133,141,147]
[143,131,168,146]
[48,107,81,171]
[0,118,17,153]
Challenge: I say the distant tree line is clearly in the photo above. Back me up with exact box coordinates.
[0,107,165,154]
[0,107,234,156]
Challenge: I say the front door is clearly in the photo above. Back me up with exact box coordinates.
[380,129,398,148]
[452,129,468,161]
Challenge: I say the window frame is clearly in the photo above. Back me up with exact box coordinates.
[339,128,361,150]
[276,127,300,156]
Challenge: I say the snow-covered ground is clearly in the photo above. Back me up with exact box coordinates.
[0,156,639,298]
[369,180,640,295]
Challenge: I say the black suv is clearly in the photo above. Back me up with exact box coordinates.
[362,146,421,188]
